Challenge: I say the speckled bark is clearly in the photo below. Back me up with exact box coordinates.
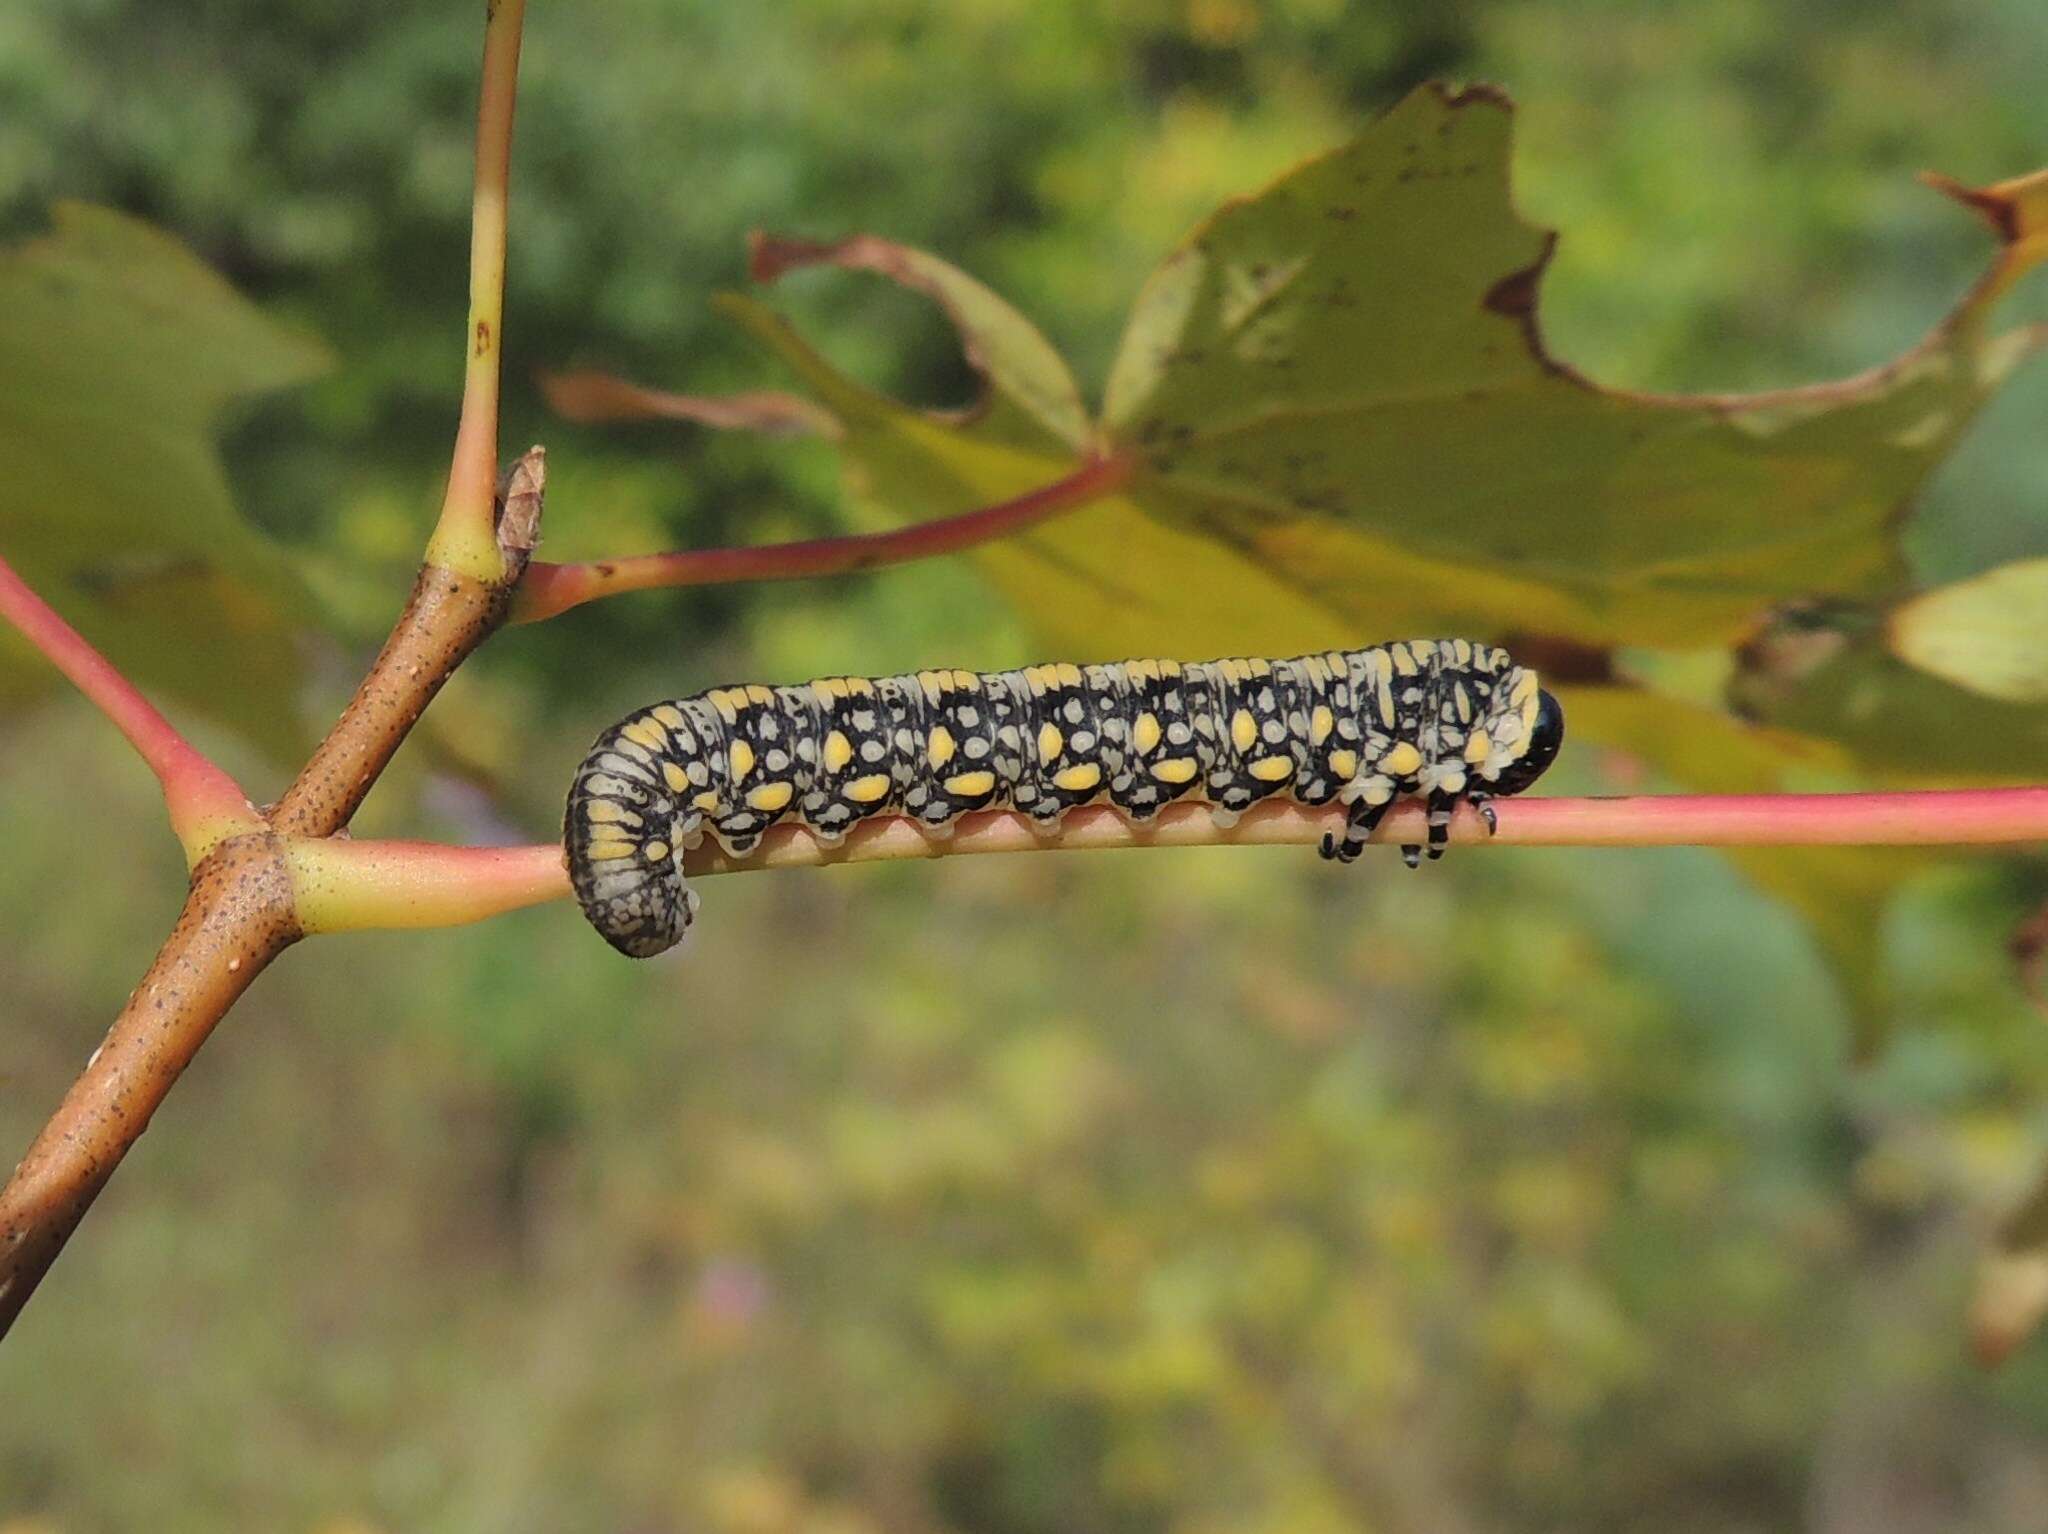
[269,565,510,836]
[0,834,299,1334]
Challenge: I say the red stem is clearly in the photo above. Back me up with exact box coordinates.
[512,451,1134,622]
[0,552,255,855]
[287,787,2048,934]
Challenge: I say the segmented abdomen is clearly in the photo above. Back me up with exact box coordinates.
[566,643,1535,957]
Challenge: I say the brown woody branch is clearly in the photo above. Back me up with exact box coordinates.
[0,0,534,1341]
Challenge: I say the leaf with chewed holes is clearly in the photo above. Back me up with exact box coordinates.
[564,83,2044,662]
[0,204,332,759]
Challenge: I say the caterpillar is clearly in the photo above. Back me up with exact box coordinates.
[565,640,1563,957]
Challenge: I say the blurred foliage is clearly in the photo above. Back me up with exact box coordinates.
[0,202,328,758]
[2,0,2048,1530]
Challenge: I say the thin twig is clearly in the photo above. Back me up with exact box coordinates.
[512,452,1133,622]
[281,787,2048,935]
[0,552,257,861]
[425,0,526,583]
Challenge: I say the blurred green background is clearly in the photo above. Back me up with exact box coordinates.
[4,0,2048,1529]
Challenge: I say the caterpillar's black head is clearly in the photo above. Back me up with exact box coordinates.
[1486,686,1564,797]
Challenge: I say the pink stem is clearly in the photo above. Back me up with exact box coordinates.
[293,787,2048,934]
[1499,788,2048,845]
[0,552,255,852]
[512,452,1134,622]
[286,837,566,931]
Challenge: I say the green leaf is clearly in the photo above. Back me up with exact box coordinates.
[660,84,2045,668]
[1888,557,2048,704]
[0,203,332,759]
[1733,603,2048,781]
[1096,83,2041,649]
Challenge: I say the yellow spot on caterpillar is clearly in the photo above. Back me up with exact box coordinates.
[1132,712,1162,754]
[621,717,667,751]
[1410,640,1437,661]
[1382,741,1423,777]
[1464,729,1493,764]
[1452,638,1473,666]
[927,726,957,768]
[1328,749,1359,779]
[644,840,670,862]
[1024,663,1055,693]
[1127,657,1158,682]
[1378,676,1397,729]
[729,739,756,780]
[1151,757,1198,784]
[1391,644,1419,677]
[846,773,892,803]
[1053,762,1102,792]
[586,801,636,824]
[1310,705,1334,745]
[944,770,995,797]
[1249,755,1294,782]
[916,669,947,701]
[653,704,686,729]
[1454,683,1473,723]
[693,790,720,812]
[663,761,689,793]
[1230,709,1257,753]
[1037,722,1064,764]
[1512,670,1539,705]
[747,684,774,705]
[822,730,854,772]
[746,781,793,813]
[1056,661,1083,686]
[1437,766,1468,794]
[585,841,636,861]
[706,688,742,722]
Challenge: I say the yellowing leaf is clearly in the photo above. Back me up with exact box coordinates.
[588,84,2042,668]
[0,204,332,759]
[1888,558,2048,703]
[1098,84,2041,649]
[1734,606,2048,780]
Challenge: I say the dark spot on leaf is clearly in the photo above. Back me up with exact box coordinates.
[1483,261,1541,320]
[1326,206,1358,222]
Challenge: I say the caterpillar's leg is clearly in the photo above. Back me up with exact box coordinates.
[1319,795,1392,865]
[1469,792,1499,835]
[1407,786,1461,866]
